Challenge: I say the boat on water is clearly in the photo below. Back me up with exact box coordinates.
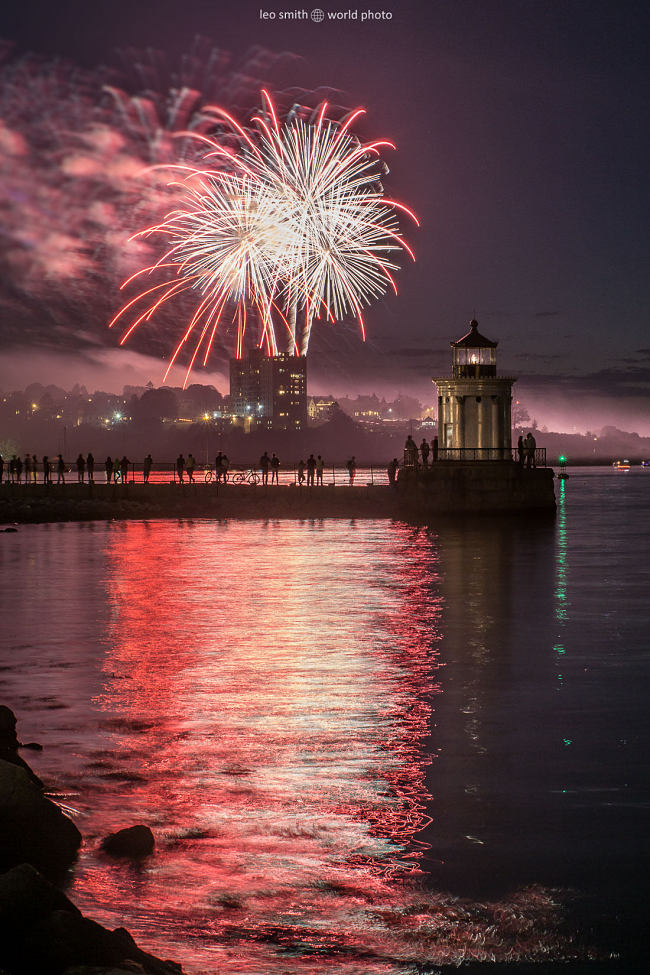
[641,460,650,468]
[613,459,631,471]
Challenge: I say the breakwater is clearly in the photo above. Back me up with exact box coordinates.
[0,465,555,524]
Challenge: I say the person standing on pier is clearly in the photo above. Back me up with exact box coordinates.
[105,456,113,484]
[387,457,399,486]
[87,453,95,483]
[270,453,280,484]
[432,435,439,462]
[176,454,185,483]
[23,455,32,484]
[43,456,51,486]
[56,455,65,484]
[404,435,418,467]
[297,459,306,485]
[120,456,130,483]
[346,456,357,485]
[524,432,536,469]
[76,454,85,483]
[517,435,525,466]
[260,451,270,485]
[420,439,430,467]
[186,454,196,483]
[316,455,325,485]
[31,455,38,483]
[143,454,153,483]
[306,454,316,486]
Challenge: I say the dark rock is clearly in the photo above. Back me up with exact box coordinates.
[0,707,19,750]
[101,825,155,859]
[0,760,81,876]
[0,706,43,787]
[0,863,80,935]
[0,864,184,975]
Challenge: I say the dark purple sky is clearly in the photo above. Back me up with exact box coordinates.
[1,0,648,432]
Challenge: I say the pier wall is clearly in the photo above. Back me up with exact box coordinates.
[0,464,555,524]
[397,463,556,515]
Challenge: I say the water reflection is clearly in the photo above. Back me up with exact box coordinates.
[422,514,559,897]
[1,517,592,973]
[72,520,448,970]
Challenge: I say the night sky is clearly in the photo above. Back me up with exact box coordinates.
[1,0,648,432]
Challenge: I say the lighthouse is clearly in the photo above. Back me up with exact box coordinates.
[434,319,516,459]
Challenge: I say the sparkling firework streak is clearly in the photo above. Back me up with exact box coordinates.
[111,91,418,381]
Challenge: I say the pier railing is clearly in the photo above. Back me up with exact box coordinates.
[2,464,391,487]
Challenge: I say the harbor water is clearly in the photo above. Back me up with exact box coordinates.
[0,467,648,972]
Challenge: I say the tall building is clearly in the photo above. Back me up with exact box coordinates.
[230,349,307,431]
[433,319,516,458]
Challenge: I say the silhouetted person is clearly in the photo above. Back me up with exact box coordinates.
[120,456,129,482]
[23,455,31,484]
[186,453,196,483]
[76,454,85,483]
[15,456,23,484]
[105,456,113,484]
[270,453,280,484]
[43,456,51,485]
[56,455,65,484]
[176,454,185,483]
[31,454,38,483]
[316,455,325,485]
[517,435,524,466]
[220,454,229,481]
[404,435,418,467]
[306,454,316,486]
[215,452,223,482]
[420,439,430,466]
[297,459,306,485]
[432,436,439,462]
[143,454,153,483]
[524,432,536,469]
[387,457,399,486]
[9,456,16,483]
[260,451,270,485]
[346,456,357,485]
[86,452,94,483]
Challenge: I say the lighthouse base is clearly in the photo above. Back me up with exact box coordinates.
[397,462,556,515]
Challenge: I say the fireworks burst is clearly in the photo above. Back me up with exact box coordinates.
[112,91,418,382]
[0,41,293,360]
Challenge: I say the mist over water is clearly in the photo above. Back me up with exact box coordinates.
[1,469,648,972]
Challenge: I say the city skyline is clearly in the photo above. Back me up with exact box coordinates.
[0,0,648,433]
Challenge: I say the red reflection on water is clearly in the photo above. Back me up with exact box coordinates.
[68,520,444,970]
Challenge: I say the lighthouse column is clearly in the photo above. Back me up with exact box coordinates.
[455,396,465,449]
[491,396,500,457]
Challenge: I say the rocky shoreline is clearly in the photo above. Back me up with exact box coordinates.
[0,706,184,975]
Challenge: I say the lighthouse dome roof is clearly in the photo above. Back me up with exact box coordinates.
[451,319,498,349]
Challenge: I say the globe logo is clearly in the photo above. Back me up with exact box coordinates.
[311,8,325,22]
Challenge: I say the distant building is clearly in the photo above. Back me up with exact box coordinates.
[230,349,307,431]
[433,319,516,458]
[308,396,338,424]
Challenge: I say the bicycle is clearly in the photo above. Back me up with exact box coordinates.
[203,466,214,483]
[231,469,261,485]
